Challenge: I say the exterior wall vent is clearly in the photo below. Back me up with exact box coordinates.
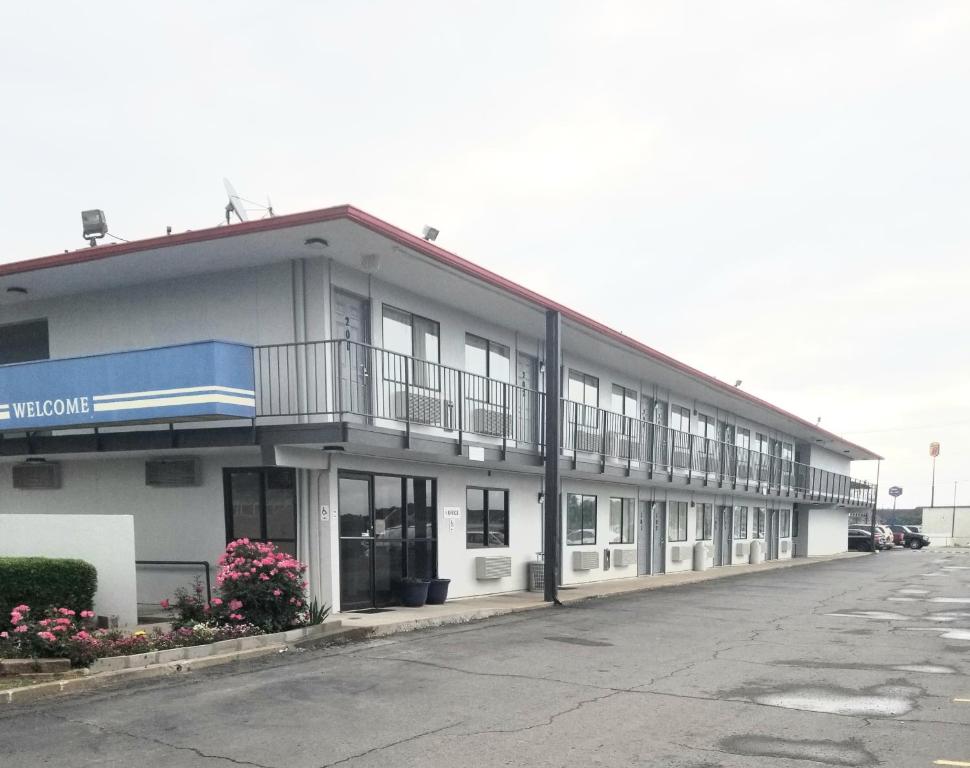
[12,461,61,490]
[612,548,636,567]
[572,550,599,571]
[475,556,512,580]
[145,457,201,487]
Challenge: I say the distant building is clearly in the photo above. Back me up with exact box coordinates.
[918,507,970,547]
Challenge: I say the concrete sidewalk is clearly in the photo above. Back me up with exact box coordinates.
[338,552,868,636]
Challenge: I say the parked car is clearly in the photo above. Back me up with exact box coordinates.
[888,524,908,546]
[848,528,885,551]
[876,525,896,549]
[900,527,931,549]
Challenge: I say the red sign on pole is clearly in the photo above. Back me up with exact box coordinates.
[930,442,940,458]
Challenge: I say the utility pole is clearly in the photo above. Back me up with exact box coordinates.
[543,309,561,604]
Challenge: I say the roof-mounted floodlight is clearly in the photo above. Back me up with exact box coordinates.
[81,210,108,247]
[422,225,439,242]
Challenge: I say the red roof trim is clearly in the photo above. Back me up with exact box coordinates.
[0,204,880,459]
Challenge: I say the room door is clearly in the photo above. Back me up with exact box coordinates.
[637,500,650,575]
[332,289,371,415]
[766,508,779,560]
[714,505,732,566]
[515,351,539,447]
[651,502,666,575]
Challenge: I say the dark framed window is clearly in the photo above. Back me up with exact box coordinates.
[753,507,766,538]
[465,334,511,403]
[381,304,440,390]
[610,385,637,416]
[780,508,791,538]
[0,319,49,365]
[733,506,748,538]
[670,405,690,433]
[223,468,297,554]
[609,497,635,544]
[668,501,688,542]
[566,493,597,545]
[695,503,713,540]
[466,487,509,548]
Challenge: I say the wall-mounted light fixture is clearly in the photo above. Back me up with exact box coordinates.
[304,237,329,250]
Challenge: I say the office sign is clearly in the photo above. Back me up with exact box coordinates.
[888,486,903,498]
[0,341,255,431]
[929,442,940,458]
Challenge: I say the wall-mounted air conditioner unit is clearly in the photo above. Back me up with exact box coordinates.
[781,540,790,554]
[12,461,61,490]
[612,548,637,567]
[145,457,201,487]
[670,544,692,563]
[475,556,512,580]
[572,550,599,571]
[734,541,750,559]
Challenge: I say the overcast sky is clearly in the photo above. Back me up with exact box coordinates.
[2,2,967,508]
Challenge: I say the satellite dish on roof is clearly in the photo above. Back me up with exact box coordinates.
[224,178,249,224]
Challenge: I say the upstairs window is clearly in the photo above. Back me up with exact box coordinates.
[0,319,49,365]
[610,385,637,417]
[568,370,599,407]
[465,334,510,402]
[381,305,440,389]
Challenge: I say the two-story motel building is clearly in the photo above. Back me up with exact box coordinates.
[0,206,879,621]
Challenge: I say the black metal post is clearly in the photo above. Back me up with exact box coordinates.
[869,460,880,550]
[543,310,561,604]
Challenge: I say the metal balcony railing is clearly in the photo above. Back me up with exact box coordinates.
[252,339,874,507]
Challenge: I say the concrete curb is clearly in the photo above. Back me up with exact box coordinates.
[0,620,345,706]
[0,553,869,705]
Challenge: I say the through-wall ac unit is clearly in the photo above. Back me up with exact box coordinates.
[572,550,599,571]
[612,548,637,567]
[781,540,790,554]
[670,545,692,563]
[393,391,442,426]
[145,457,201,487]
[475,556,512,580]
[734,541,750,559]
[573,427,600,453]
[471,406,506,436]
[12,461,61,490]
[605,431,633,459]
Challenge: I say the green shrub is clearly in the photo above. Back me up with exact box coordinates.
[0,558,97,621]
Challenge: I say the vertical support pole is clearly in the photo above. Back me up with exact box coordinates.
[869,459,880,550]
[544,310,561,604]
[457,372,464,456]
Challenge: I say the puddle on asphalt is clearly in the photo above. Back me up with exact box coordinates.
[902,627,970,641]
[753,687,914,717]
[718,735,878,767]
[930,597,970,604]
[893,664,955,674]
[897,588,930,595]
[723,682,919,718]
[544,636,614,647]
[825,611,912,620]
[773,659,954,675]
[888,597,919,602]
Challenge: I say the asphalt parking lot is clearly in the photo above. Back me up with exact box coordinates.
[3,549,969,767]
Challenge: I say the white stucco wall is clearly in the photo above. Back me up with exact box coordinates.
[0,513,138,626]
[803,507,849,556]
[0,449,261,605]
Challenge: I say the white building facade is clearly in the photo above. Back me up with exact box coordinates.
[0,206,879,619]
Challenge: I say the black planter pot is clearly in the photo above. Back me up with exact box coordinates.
[399,580,430,607]
[426,578,450,605]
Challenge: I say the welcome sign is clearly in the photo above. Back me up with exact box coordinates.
[0,341,256,431]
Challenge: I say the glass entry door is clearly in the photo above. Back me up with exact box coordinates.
[338,472,436,610]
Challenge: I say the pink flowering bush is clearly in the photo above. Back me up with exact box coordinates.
[214,539,309,632]
[0,605,101,666]
[0,603,263,667]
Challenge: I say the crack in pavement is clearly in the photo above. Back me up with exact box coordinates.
[315,721,463,768]
[453,690,623,737]
[42,711,275,768]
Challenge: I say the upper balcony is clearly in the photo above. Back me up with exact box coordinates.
[0,338,874,507]
[252,339,874,508]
